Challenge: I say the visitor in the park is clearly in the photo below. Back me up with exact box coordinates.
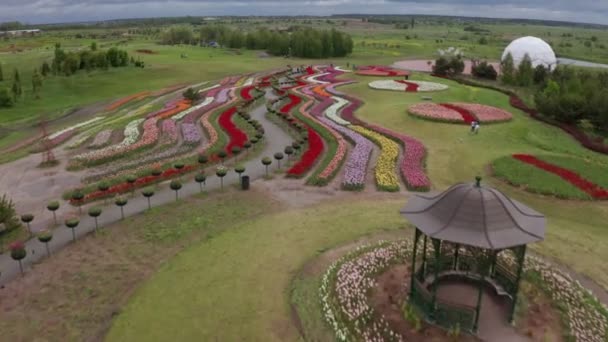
[470,121,476,133]
[474,122,480,134]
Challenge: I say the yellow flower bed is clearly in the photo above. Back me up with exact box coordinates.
[350,125,400,192]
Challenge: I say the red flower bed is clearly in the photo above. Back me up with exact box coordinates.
[356,66,410,77]
[80,165,197,203]
[280,94,302,114]
[240,85,255,101]
[218,107,248,154]
[440,103,476,124]
[287,127,324,176]
[513,154,608,199]
[395,80,420,92]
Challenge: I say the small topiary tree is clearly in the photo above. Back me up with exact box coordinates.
[194,173,207,193]
[65,217,80,242]
[115,196,128,220]
[250,137,259,146]
[126,175,137,196]
[255,132,263,140]
[20,214,34,236]
[151,168,163,177]
[9,241,26,275]
[231,146,241,163]
[97,181,110,204]
[292,141,301,155]
[274,152,284,170]
[142,188,155,210]
[284,146,294,161]
[46,200,60,225]
[197,154,208,169]
[37,229,53,257]
[71,190,85,215]
[243,141,252,155]
[217,150,228,165]
[88,207,102,232]
[216,166,228,191]
[170,180,182,201]
[261,157,272,177]
[234,165,246,181]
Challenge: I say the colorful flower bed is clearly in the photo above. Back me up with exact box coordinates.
[74,118,144,165]
[440,103,476,124]
[181,123,201,145]
[369,80,449,92]
[218,107,248,155]
[350,125,400,192]
[105,91,149,111]
[320,118,373,190]
[321,240,608,342]
[161,120,178,143]
[240,85,255,101]
[171,97,213,121]
[449,103,513,123]
[356,65,410,77]
[287,127,324,177]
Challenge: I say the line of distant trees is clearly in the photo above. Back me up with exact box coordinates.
[161,25,353,58]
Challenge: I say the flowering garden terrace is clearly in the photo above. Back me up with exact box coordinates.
[408,102,513,124]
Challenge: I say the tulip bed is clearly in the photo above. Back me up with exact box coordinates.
[369,80,449,92]
[105,91,150,111]
[409,102,512,124]
[321,240,608,342]
[89,129,113,149]
[325,97,351,125]
[493,154,608,200]
[356,65,410,77]
[219,107,248,155]
[350,125,401,192]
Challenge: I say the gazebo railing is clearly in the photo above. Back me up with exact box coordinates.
[435,299,476,333]
[494,262,517,296]
[411,278,434,318]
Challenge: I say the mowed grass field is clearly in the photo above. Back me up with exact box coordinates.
[104,74,608,341]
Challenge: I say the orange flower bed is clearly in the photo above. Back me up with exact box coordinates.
[105,91,150,111]
[154,100,191,120]
[313,85,331,98]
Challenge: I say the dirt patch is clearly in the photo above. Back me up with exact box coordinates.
[371,264,480,341]
[135,49,157,54]
[516,281,564,341]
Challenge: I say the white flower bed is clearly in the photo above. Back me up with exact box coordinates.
[49,117,104,139]
[242,78,254,86]
[335,66,352,73]
[308,73,330,84]
[320,240,608,342]
[200,84,219,93]
[171,97,213,121]
[369,80,449,92]
[325,97,351,125]
[75,118,144,160]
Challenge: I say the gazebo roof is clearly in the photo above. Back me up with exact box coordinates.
[400,179,545,250]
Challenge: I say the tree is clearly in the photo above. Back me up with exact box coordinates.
[37,229,53,257]
[41,62,50,76]
[9,241,27,275]
[243,141,252,155]
[0,87,14,108]
[0,63,3,81]
[274,152,284,169]
[91,41,97,51]
[432,56,464,77]
[32,69,43,99]
[471,61,497,80]
[501,52,516,85]
[533,65,548,85]
[216,166,228,190]
[65,217,80,242]
[126,174,137,196]
[183,87,201,102]
[174,162,185,180]
[261,157,272,177]
[516,54,534,86]
[46,200,60,225]
[284,146,294,161]
[20,214,34,237]
[197,154,208,169]
[217,150,228,164]
[194,173,207,193]
[478,36,488,45]
[142,188,155,210]
[170,180,182,201]
[115,196,128,220]
[88,207,102,232]
[231,146,241,163]
[234,165,245,181]
[71,190,85,215]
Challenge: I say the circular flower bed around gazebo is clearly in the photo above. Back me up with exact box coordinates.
[408,103,513,124]
[320,240,608,342]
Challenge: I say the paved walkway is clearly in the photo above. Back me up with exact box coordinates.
[0,92,292,286]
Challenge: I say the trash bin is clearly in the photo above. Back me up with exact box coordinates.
[241,175,250,190]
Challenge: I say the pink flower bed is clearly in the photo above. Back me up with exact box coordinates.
[356,65,410,77]
[161,120,178,143]
[450,103,513,122]
[408,103,464,123]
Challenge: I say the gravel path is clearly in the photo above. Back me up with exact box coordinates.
[0,92,292,286]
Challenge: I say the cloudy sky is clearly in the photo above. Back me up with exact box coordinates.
[1,0,608,25]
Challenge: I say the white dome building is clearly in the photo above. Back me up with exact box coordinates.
[502,36,557,70]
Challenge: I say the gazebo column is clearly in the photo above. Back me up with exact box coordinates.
[429,238,442,321]
[509,245,527,323]
[409,228,421,299]
[473,250,488,332]
[420,235,428,280]
[453,244,460,270]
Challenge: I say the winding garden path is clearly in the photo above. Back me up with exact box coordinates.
[0,91,292,286]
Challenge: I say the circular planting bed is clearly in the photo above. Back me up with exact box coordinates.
[492,154,608,200]
[408,102,513,124]
[369,80,449,92]
[320,240,608,342]
[356,66,410,77]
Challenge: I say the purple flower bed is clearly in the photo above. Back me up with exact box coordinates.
[216,88,230,103]
[320,117,373,190]
[310,97,334,117]
[181,123,201,145]
[89,129,113,149]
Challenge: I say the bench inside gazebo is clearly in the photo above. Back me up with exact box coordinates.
[401,177,545,334]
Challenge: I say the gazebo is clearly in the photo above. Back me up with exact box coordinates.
[400,177,545,333]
